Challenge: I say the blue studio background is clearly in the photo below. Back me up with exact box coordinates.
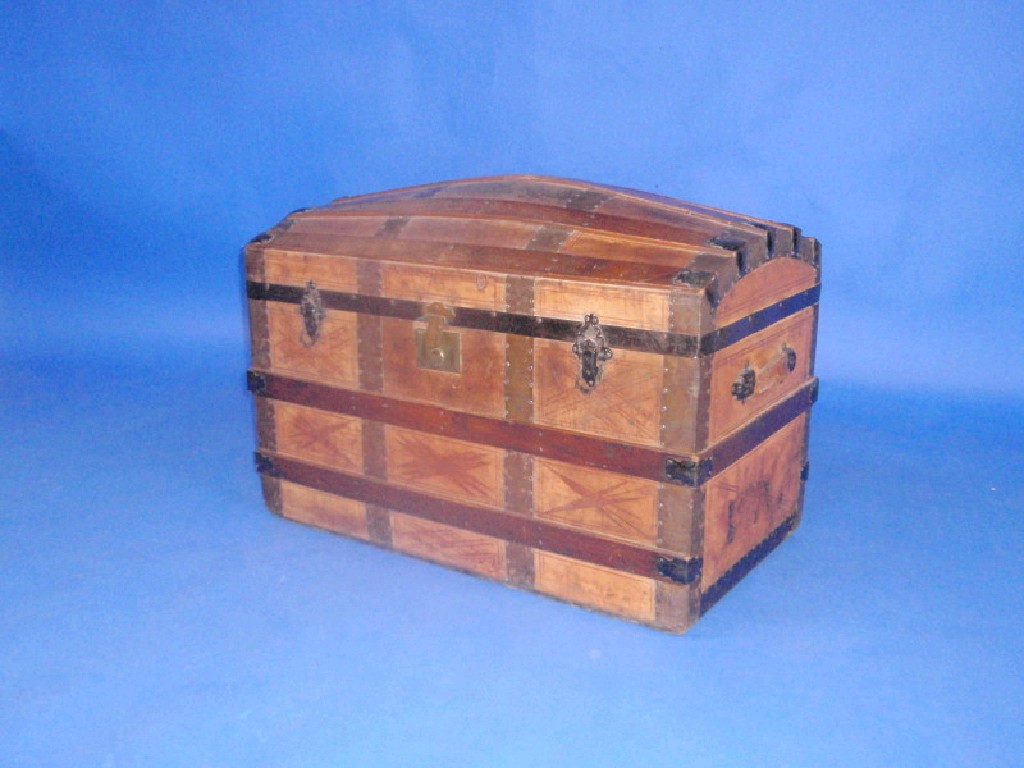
[2,2,1022,766]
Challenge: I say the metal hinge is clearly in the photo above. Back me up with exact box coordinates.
[254,453,279,477]
[664,457,714,486]
[247,371,267,394]
[656,556,703,584]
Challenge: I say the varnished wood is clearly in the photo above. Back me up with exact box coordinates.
[534,279,671,331]
[534,551,656,623]
[248,174,820,632]
[716,257,818,326]
[266,301,358,388]
[534,458,659,545]
[261,232,689,288]
[251,370,816,487]
[273,401,362,473]
[257,453,701,584]
[279,480,369,540]
[708,306,816,442]
[381,319,506,418]
[263,250,359,291]
[381,263,507,311]
[534,339,664,447]
[390,513,507,580]
[385,425,505,509]
[702,415,807,587]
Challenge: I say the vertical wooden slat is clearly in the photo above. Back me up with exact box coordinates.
[254,397,277,453]
[504,274,535,422]
[657,483,702,556]
[362,421,387,480]
[261,474,283,515]
[506,542,535,588]
[357,260,384,392]
[504,274,536,526]
[365,505,392,545]
[503,452,534,516]
[654,582,698,633]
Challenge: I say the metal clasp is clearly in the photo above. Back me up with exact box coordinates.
[299,280,326,347]
[415,302,461,373]
[572,313,613,394]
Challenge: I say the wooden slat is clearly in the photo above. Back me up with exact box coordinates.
[251,371,818,487]
[534,278,670,332]
[261,233,687,287]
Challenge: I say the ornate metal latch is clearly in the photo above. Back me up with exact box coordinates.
[299,280,326,347]
[416,302,461,373]
[572,313,613,394]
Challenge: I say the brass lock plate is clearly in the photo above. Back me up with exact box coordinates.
[415,302,461,373]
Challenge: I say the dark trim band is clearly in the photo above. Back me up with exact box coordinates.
[699,514,797,615]
[257,452,702,586]
[247,281,820,357]
[249,371,818,486]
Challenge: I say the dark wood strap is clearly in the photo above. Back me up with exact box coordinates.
[248,371,818,486]
[247,281,820,357]
[256,452,702,585]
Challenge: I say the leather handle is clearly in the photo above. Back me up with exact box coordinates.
[731,344,797,403]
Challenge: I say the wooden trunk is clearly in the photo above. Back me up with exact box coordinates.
[245,175,820,633]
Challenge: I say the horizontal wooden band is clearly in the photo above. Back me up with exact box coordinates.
[256,452,702,585]
[248,371,818,486]
[247,281,820,357]
[699,514,797,615]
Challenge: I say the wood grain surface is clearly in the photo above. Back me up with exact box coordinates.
[247,175,820,631]
[716,257,818,326]
[534,458,659,544]
[533,339,663,447]
[273,401,362,473]
[385,425,505,509]
[279,480,369,540]
[701,414,807,587]
[708,307,815,442]
[534,551,656,623]
[390,513,508,580]
[381,319,506,417]
[266,301,358,388]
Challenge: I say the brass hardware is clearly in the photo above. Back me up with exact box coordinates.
[299,281,326,347]
[415,302,461,373]
[572,314,613,394]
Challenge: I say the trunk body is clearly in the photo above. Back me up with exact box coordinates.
[246,175,821,632]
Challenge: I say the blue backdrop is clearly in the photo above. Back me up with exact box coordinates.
[2,2,1022,766]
